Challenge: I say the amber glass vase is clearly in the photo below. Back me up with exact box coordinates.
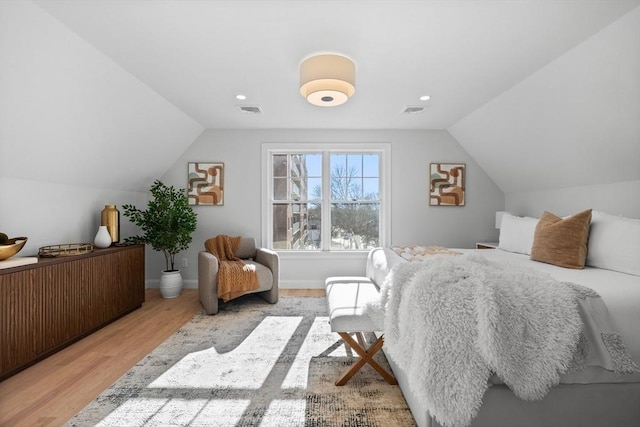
[100,205,120,244]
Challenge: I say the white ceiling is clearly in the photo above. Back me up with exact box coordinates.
[33,0,640,130]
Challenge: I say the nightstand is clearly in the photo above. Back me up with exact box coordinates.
[476,242,498,249]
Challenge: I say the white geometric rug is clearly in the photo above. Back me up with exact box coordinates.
[66,295,415,426]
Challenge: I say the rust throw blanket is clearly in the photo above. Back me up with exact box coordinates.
[205,235,259,302]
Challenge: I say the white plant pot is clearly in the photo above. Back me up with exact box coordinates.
[159,270,183,298]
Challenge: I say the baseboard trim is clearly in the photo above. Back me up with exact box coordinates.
[147,279,324,289]
[145,280,197,288]
[279,279,325,289]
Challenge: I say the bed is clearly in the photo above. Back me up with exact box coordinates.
[365,210,640,427]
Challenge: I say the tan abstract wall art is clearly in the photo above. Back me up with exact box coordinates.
[429,163,465,206]
[188,162,224,206]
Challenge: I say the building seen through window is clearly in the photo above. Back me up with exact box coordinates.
[271,152,380,251]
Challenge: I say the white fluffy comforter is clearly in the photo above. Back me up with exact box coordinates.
[364,253,637,427]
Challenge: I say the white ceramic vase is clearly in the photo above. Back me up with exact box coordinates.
[159,270,183,298]
[94,225,112,248]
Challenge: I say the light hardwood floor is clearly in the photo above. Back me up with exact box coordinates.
[0,288,323,426]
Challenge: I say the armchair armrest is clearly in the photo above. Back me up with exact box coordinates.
[256,248,279,278]
[198,251,220,314]
[256,247,279,303]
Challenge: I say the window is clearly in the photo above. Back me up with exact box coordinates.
[263,143,390,252]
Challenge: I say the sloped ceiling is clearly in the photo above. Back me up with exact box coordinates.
[0,1,204,193]
[3,1,639,195]
[449,6,640,194]
[33,0,638,131]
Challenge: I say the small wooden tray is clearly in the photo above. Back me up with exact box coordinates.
[38,243,94,258]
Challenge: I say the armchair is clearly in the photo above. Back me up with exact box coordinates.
[198,237,279,314]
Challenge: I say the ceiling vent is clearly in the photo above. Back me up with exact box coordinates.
[238,105,262,114]
[402,106,425,114]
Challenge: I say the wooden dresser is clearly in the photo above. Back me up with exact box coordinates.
[0,244,145,381]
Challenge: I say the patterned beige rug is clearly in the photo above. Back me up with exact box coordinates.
[66,295,415,426]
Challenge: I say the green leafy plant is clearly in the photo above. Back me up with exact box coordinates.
[122,180,197,272]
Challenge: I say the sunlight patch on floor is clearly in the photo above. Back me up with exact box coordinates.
[190,399,251,426]
[259,399,306,426]
[95,397,167,426]
[91,315,353,425]
[281,316,347,389]
[148,316,303,389]
[96,398,251,426]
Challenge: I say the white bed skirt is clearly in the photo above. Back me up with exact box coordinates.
[382,341,640,427]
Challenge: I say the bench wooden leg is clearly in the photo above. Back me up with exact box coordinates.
[336,332,397,386]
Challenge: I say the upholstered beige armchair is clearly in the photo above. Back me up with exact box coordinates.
[198,237,279,315]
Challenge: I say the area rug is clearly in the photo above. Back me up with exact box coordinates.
[66,295,415,426]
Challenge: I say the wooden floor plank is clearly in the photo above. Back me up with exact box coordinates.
[0,288,321,426]
[281,288,326,297]
[0,289,201,427]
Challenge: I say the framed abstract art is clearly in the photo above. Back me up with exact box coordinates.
[429,163,465,206]
[188,162,224,206]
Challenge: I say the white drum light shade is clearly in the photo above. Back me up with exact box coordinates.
[300,54,356,107]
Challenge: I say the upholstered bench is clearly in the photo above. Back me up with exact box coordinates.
[324,276,397,386]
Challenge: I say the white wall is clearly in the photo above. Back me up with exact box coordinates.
[0,178,146,256]
[153,129,504,288]
[11,0,635,289]
[0,1,503,288]
[506,180,640,219]
[449,6,640,194]
[0,0,203,274]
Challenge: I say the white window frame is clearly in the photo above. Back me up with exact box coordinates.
[261,142,391,256]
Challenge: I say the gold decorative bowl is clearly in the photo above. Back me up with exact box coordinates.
[0,237,28,261]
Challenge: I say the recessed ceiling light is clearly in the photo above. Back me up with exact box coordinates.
[236,94,247,100]
[419,95,431,101]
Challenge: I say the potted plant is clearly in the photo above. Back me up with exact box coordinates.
[122,180,197,298]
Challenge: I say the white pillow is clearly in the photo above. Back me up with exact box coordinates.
[498,213,539,255]
[586,211,640,276]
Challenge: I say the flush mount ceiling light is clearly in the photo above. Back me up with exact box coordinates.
[299,54,355,107]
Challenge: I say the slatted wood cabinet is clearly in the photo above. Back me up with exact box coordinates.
[0,244,145,380]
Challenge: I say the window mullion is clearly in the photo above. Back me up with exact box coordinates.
[321,150,331,251]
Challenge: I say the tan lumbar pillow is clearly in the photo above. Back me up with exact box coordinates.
[530,209,592,269]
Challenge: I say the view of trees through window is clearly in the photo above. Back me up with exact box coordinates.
[271,152,380,251]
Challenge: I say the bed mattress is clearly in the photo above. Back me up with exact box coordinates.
[366,247,640,384]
